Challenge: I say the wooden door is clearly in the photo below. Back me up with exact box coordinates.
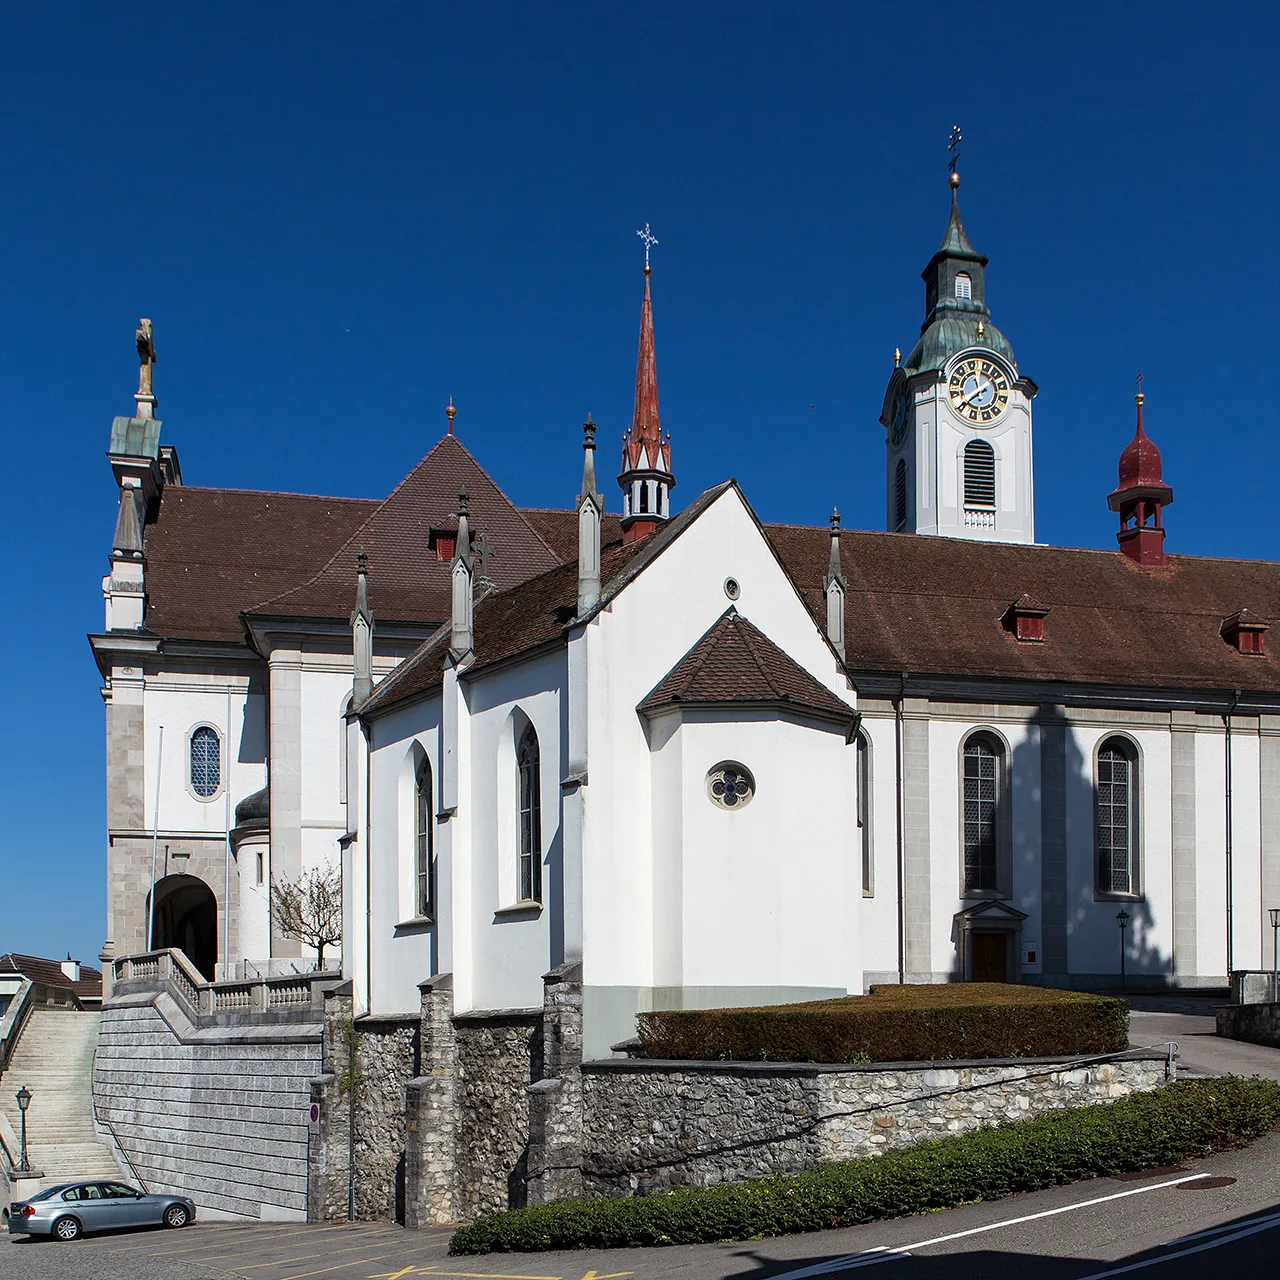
[971,932,1007,983]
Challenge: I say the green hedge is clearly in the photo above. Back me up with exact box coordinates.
[450,1076,1280,1254]
[636,984,1128,1063]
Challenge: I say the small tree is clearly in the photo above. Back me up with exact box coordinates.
[271,866,342,970]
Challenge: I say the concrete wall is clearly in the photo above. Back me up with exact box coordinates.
[93,991,320,1220]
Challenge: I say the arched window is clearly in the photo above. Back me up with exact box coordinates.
[962,734,1004,895]
[857,731,872,895]
[894,458,908,531]
[416,756,434,918]
[1096,739,1139,896]
[190,727,221,799]
[963,439,996,509]
[517,724,542,903]
[954,272,972,300]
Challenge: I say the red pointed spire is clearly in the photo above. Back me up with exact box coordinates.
[619,231,675,543]
[1108,382,1174,567]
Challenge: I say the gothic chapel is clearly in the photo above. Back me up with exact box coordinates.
[95,172,1280,1058]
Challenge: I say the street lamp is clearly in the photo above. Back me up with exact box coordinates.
[15,1085,31,1172]
[1116,910,1131,995]
[1269,908,1280,1004]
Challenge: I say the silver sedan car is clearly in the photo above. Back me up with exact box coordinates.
[4,1179,196,1240]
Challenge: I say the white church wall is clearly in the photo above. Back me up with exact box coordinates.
[579,488,857,1054]
[670,712,859,995]
[1228,725,1263,971]
[461,650,565,1015]
[1194,728,1228,980]
[367,697,442,1016]
[858,712,900,982]
[1009,718,1043,977]
[235,833,271,968]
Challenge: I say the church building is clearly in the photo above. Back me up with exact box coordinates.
[93,170,1280,1059]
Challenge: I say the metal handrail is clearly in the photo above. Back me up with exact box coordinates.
[91,1049,148,1193]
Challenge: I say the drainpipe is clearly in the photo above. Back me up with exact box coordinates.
[894,673,908,985]
[1224,689,1241,980]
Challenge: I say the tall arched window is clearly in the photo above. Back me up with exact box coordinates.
[857,731,872,895]
[963,439,996,509]
[190,726,221,799]
[894,458,908,531]
[415,756,434,918]
[954,272,972,300]
[517,724,542,903]
[1096,739,1139,896]
[962,734,1004,895]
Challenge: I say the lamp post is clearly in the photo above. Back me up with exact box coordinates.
[1270,908,1280,1004]
[1116,910,1131,995]
[15,1085,31,1172]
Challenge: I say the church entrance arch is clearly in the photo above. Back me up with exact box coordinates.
[149,874,218,980]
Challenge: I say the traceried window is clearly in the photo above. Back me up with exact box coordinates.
[517,725,542,903]
[1096,739,1139,896]
[962,734,1003,895]
[894,459,908,530]
[416,756,434,918]
[963,439,996,509]
[190,727,221,799]
[954,272,972,300]
[857,732,872,895]
[707,762,756,810]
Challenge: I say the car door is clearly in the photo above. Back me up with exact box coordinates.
[96,1183,153,1228]
[61,1183,109,1233]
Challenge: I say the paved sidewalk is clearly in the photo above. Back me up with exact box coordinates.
[1127,993,1280,1081]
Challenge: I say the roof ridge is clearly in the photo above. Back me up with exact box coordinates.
[174,485,380,503]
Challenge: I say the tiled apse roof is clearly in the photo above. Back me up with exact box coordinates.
[638,609,856,723]
[0,954,103,1000]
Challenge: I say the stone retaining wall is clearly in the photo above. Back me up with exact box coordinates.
[94,992,321,1220]
[579,1051,1172,1196]
[1218,1001,1280,1047]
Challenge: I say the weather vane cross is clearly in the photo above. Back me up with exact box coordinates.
[1135,370,1144,392]
[947,124,962,173]
[636,222,658,271]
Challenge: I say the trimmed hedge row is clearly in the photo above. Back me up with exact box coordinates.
[636,984,1128,1063]
[450,1076,1280,1254]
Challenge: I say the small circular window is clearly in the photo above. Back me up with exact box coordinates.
[707,762,755,810]
[723,577,741,601]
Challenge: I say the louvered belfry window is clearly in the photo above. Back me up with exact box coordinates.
[190,726,221,798]
[518,724,542,903]
[963,439,996,509]
[415,756,434,918]
[963,736,1001,894]
[955,272,972,300]
[1096,740,1138,895]
[894,459,908,530]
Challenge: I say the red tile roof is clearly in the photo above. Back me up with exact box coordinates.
[520,508,623,562]
[0,954,102,1002]
[638,609,856,724]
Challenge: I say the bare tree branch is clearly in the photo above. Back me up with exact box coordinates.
[271,865,342,970]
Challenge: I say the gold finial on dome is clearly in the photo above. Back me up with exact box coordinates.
[947,124,962,190]
[949,170,961,190]
[1135,370,1144,406]
[446,397,457,434]
[893,347,901,367]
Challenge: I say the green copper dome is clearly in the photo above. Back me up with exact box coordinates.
[903,314,1016,377]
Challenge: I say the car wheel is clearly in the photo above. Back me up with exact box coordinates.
[163,1204,189,1229]
[53,1216,82,1242]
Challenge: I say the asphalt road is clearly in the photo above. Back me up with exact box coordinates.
[5,997,1279,1280]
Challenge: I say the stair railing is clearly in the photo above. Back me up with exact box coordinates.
[90,1048,148,1193]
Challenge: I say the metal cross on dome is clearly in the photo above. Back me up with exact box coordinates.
[948,124,962,172]
[636,222,658,269]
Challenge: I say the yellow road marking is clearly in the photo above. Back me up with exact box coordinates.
[368,1268,567,1279]
[105,1225,327,1254]
[277,1253,407,1280]
[187,1236,405,1268]
[581,1273,635,1279]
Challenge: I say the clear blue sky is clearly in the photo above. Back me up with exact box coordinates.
[2,3,1276,965]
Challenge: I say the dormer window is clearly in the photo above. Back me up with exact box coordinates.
[1002,595,1049,643]
[1221,610,1269,656]
[429,528,457,562]
[955,272,972,300]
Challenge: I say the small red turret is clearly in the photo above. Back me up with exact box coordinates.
[1108,388,1173,566]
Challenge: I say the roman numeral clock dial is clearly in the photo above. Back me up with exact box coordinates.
[948,357,1010,424]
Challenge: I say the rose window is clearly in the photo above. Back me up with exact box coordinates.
[707,762,755,810]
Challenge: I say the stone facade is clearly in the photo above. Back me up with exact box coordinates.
[94,991,320,1219]
[578,1051,1172,1196]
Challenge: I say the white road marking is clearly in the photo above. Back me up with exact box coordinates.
[766,1173,1206,1278]
[1071,1211,1280,1278]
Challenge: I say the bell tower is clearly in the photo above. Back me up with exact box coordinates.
[880,131,1037,543]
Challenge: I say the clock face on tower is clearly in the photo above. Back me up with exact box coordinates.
[948,356,1011,425]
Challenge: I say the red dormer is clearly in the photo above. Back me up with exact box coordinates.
[1108,389,1174,566]
[1221,610,1269,656]
[1002,594,1049,642]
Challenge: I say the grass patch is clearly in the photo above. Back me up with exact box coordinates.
[635,983,1129,1064]
[450,1076,1280,1254]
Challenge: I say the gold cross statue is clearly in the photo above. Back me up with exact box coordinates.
[134,318,158,417]
[948,124,962,173]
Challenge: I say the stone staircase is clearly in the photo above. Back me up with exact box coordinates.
[0,1008,121,1183]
